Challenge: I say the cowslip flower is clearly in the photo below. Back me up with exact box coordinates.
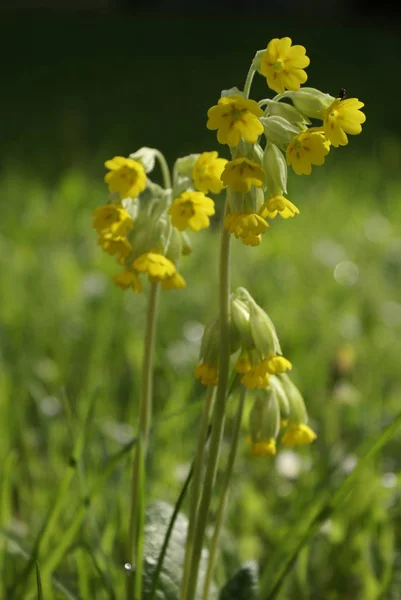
[98,234,132,261]
[250,438,276,457]
[220,156,264,193]
[263,355,292,375]
[323,98,366,147]
[207,95,264,147]
[260,37,310,94]
[161,272,186,290]
[224,212,269,246]
[192,151,227,194]
[260,194,299,220]
[92,204,134,237]
[113,270,142,293]
[104,156,146,199]
[169,191,215,232]
[194,363,218,386]
[239,362,270,389]
[286,128,331,175]
[133,252,176,281]
[281,423,317,446]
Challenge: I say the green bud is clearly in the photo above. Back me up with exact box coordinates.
[265,99,309,125]
[129,146,157,174]
[252,49,265,73]
[173,154,200,178]
[199,318,220,366]
[231,296,253,347]
[262,142,287,195]
[249,388,280,442]
[270,376,290,420]
[260,116,301,148]
[221,86,244,99]
[279,374,308,424]
[164,225,182,265]
[284,87,334,120]
[249,301,282,357]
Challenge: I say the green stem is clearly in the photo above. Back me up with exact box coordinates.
[202,387,247,600]
[126,281,160,599]
[179,387,215,600]
[243,65,256,99]
[184,199,232,600]
[154,149,172,189]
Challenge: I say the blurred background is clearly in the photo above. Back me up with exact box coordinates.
[1,5,401,600]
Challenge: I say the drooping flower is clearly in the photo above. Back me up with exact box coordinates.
[286,128,331,175]
[250,438,276,456]
[161,272,186,290]
[113,270,142,293]
[281,423,317,446]
[323,98,366,147]
[260,194,299,219]
[224,212,269,246]
[263,355,292,375]
[220,156,265,193]
[98,234,132,261]
[260,37,310,94]
[235,353,252,374]
[239,361,270,389]
[92,204,134,237]
[133,252,176,281]
[169,191,215,232]
[104,156,147,199]
[207,95,264,147]
[194,363,218,386]
[192,151,228,194]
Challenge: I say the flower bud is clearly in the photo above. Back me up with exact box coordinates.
[249,301,282,357]
[262,143,288,195]
[129,146,157,174]
[231,296,253,347]
[265,99,309,125]
[249,387,280,443]
[270,375,290,420]
[279,374,307,424]
[174,154,200,178]
[260,116,301,147]
[285,87,334,120]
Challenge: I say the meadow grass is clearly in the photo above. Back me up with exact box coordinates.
[1,142,401,599]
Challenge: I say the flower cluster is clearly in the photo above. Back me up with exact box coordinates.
[206,37,366,246]
[194,287,316,455]
[92,148,227,292]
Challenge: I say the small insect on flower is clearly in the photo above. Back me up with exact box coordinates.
[337,88,347,101]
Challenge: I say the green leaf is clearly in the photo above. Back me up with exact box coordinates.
[142,501,210,600]
[219,562,259,600]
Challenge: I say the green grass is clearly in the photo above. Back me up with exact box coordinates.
[1,138,401,599]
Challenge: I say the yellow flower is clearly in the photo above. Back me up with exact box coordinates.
[161,272,186,290]
[194,363,218,386]
[133,252,176,281]
[263,355,292,375]
[323,98,366,147]
[260,194,299,220]
[169,191,215,232]
[281,423,317,447]
[221,156,265,193]
[286,128,330,175]
[235,353,252,374]
[250,438,276,456]
[224,212,269,246]
[92,204,134,237]
[98,234,132,261]
[104,156,146,199]
[192,151,228,194]
[207,94,264,147]
[240,363,270,389]
[113,270,142,293]
[260,37,310,94]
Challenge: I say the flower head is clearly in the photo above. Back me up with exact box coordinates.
[98,234,132,262]
[286,128,331,175]
[250,438,276,457]
[194,363,218,386]
[113,270,142,293]
[239,361,270,389]
[260,37,310,94]
[193,151,228,194]
[207,94,264,147]
[281,423,317,447]
[169,191,215,232]
[323,98,366,147]
[221,156,264,193]
[104,156,146,199]
[133,252,176,281]
[264,355,292,375]
[92,204,134,237]
[161,272,186,290]
[224,212,269,246]
[260,194,299,220]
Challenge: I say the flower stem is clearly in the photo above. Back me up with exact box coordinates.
[243,65,256,99]
[179,386,215,600]
[126,281,160,599]
[154,149,172,189]
[183,198,232,600]
[201,387,247,600]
